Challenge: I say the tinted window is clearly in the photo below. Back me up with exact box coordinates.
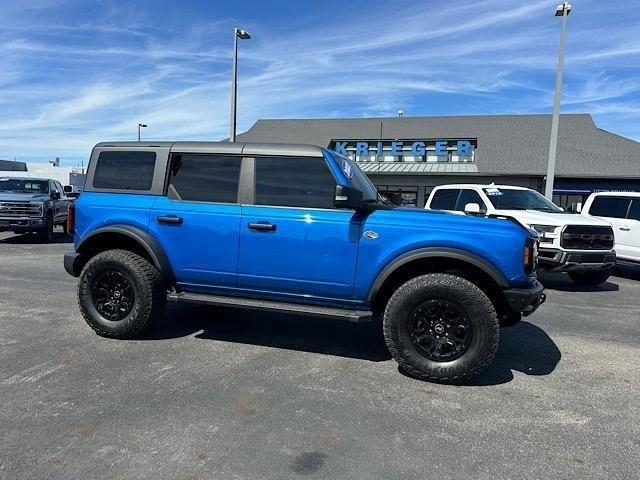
[169,154,241,203]
[627,199,640,221]
[589,197,631,219]
[255,156,336,209]
[455,189,485,211]
[430,189,460,210]
[483,187,563,212]
[93,151,156,190]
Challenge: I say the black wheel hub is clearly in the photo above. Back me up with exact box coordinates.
[92,270,134,321]
[408,299,473,362]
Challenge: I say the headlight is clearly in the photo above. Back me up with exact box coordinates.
[530,224,558,243]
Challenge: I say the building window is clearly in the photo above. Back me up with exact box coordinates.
[377,185,419,207]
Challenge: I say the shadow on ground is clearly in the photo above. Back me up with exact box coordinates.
[144,305,561,382]
[614,264,640,281]
[0,230,71,245]
[143,303,391,361]
[539,272,619,292]
[469,321,561,386]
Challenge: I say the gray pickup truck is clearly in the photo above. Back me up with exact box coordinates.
[0,177,71,242]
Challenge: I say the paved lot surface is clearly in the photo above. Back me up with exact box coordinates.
[0,230,639,480]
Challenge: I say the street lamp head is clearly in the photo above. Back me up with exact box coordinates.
[235,28,251,40]
[138,123,147,128]
[555,2,571,16]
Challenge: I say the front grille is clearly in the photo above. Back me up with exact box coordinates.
[566,253,616,264]
[561,225,614,250]
[0,201,43,218]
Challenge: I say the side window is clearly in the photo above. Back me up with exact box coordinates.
[588,197,631,219]
[168,154,241,203]
[627,199,640,221]
[455,189,486,212]
[254,156,336,209]
[430,189,460,210]
[93,151,156,190]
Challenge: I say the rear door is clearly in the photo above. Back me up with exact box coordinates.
[237,154,359,300]
[587,196,633,258]
[148,152,243,290]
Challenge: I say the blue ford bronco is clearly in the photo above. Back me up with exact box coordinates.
[64,142,545,383]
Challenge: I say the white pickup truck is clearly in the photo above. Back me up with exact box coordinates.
[425,184,616,285]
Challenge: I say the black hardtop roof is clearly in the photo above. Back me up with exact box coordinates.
[93,141,326,157]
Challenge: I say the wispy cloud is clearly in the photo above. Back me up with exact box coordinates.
[0,0,639,164]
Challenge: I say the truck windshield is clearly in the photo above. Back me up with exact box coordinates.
[0,178,49,194]
[483,187,563,212]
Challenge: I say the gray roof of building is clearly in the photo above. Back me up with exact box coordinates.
[0,159,28,172]
[236,114,640,178]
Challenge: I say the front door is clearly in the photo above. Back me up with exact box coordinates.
[237,155,360,300]
[149,153,243,290]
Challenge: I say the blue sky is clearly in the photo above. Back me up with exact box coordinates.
[1,0,639,166]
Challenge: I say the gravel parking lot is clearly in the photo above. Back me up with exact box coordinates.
[1,230,639,480]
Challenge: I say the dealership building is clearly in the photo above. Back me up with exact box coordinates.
[237,113,640,209]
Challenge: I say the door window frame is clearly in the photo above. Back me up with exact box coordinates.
[243,154,341,211]
[163,152,246,205]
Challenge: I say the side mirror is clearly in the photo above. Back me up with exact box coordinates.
[334,184,363,210]
[51,191,61,200]
[63,185,73,193]
[464,202,481,215]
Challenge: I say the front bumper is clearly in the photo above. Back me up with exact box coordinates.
[503,280,546,317]
[538,247,616,272]
[0,217,46,231]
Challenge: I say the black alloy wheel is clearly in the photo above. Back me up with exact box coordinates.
[408,299,473,362]
[91,270,135,322]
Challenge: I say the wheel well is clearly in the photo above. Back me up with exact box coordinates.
[372,257,508,316]
[77,232,157,272]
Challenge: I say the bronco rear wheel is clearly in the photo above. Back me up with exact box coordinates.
[78,249,165,338]
[383,273,499,384]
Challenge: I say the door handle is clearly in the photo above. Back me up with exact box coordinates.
[248,222,276,232]
[157,215,183,225]
[619,225,631,231]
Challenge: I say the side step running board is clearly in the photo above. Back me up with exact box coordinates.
[167,292,373,323]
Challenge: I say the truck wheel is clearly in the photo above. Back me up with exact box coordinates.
[37,214,54,243]
[383,273,499,384]
[78,249,166,339]
[568,268,612,286]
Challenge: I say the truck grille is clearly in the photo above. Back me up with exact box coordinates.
[561,225,614,250]
[0,201,43,218]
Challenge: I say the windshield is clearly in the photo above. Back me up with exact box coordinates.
[483,187,563,212]
[333,154,378,202]
[0,178,49,194]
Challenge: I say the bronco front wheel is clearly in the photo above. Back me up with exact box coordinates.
[383,273,499,384]
[78,249,165,339]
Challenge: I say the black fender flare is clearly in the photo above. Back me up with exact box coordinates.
[367,247,509,302]
[76,225,175,282]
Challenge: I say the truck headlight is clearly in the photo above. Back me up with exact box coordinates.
[530,224,558,243]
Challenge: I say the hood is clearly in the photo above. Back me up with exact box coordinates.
[498,209,611,228]
[0,192,50,202]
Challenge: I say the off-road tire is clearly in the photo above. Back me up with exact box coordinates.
[78,249,165,339]
[37,214,54,243]
[383,273,499,384]
[568,268,612,286]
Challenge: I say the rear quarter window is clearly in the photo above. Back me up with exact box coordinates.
[92,151,156,191]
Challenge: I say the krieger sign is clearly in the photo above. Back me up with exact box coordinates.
[333,139,474,159]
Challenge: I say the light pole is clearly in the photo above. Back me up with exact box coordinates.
[544,2,572,200]
[229,27,251,142]
[138,123,147,142]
